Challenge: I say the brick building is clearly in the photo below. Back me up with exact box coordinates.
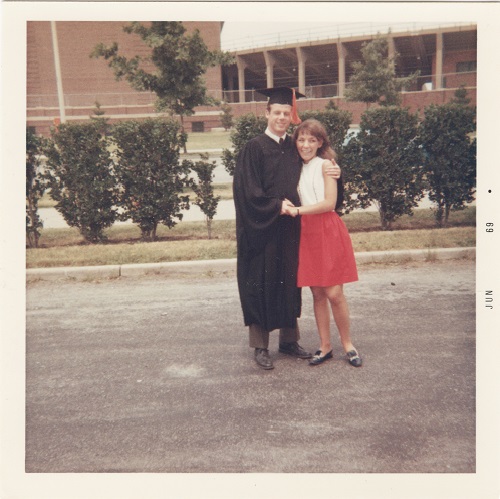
[27,22,476,136]
[27,21,224,136]
[222,23,476,126]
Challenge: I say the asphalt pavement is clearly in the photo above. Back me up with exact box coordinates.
[25,258,476,477]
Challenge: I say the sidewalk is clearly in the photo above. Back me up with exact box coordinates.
[26,246,475,282]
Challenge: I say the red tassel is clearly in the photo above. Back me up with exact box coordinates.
[291,88,302,125]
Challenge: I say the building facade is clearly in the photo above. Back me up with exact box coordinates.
[27,21,224,136]
[27,22,476,136]
[221,23,476,125]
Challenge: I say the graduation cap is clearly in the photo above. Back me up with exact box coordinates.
[258,86,305,125]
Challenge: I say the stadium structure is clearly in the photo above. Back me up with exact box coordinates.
[27,21,476,136]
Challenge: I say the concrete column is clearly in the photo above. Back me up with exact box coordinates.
[387,36,397,85]
[435,32,444,89]
[50,21,66,123]
[337,42,348,98]
[263,51,277,88]
[236,56,247,103]
[296,47,308,95]
[388,36,395,61]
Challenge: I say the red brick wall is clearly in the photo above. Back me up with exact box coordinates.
[27,20,223,132]
[402,87,476,113]
[29,89,476,137]
[431,49,477,89]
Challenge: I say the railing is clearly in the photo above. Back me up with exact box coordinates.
[27,92,157,110]
[27,90,229,110]
[222,22,476,52]
[27,71,476,110]
[220,71,477,103]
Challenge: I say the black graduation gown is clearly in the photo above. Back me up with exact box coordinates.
[233,133,302,332]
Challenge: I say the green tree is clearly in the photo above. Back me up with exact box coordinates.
[111,118,190,241]
[343,106,425,230]
[420,92,476,227]
[26,128,46,248]
[184,153,221,239]
[44,122,119,243]
[90,100,110,136]
[91,22,233,152]
[345,36,419,107]
[221,113,267,176]
[220,101,234,131]
[449,84,472,106]
[325,99,339,110]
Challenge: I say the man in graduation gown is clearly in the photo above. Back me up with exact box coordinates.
[233,87,319,369]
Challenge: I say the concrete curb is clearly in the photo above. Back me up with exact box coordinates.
[354,246,475,264]
[26,247,475,282]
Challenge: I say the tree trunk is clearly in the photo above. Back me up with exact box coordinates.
[26,197,39,248]
[180,115,187,154]
[379,207,390,231]
[207,217,212,240]
[444,204,451,226]
[435,203,444,228]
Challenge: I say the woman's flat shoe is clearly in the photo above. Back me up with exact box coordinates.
[346,350,362,367]
[309,350,333,366]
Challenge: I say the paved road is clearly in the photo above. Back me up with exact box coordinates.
[25,259,476,476]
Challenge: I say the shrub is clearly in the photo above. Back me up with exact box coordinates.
[221,113,267,176]
[183,153,221,239]
[111,118,190,241]
[343,106,425,230]
[43,122,119,243]
[420,98,476,227]
[220,102,234,131]
[26,128,46,248]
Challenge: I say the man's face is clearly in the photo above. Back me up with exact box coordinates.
[265,104,292,136]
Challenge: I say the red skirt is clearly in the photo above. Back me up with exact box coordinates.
[297,211,358,288]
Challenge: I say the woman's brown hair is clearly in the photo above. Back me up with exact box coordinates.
[293,118,344,210]
[292,119,337,162]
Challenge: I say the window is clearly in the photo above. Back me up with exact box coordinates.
[456,61,477,73]
[192,121,205,132]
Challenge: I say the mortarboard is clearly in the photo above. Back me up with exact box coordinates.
[258,86,305,124]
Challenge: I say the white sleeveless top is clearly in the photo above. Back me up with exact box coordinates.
[298,156,329,207]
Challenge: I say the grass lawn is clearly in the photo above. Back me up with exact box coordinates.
[27,207,476,269]
[26,226,475,269]
[183,131,232,151]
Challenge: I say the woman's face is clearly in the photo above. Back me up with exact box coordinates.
[296,131,323,163]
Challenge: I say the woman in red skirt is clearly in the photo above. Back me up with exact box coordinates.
[290,119,362,367]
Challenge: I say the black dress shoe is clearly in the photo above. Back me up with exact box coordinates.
[254,348,274,369]
[346,350,362,367]
[279,342,312,359]
[309,350,333,366]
